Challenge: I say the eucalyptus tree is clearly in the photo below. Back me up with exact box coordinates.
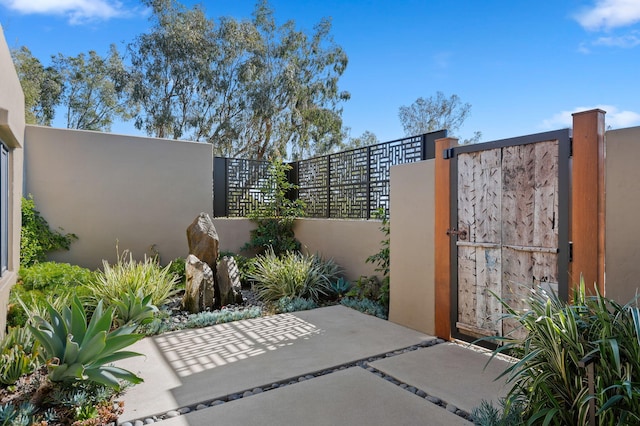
[399,92,481,143]
[52,45,133,131]
[129,0,350,160]
[11,46,63,126]
[129,0,215,139]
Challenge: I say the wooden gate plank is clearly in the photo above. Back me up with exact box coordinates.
[458,153,477,241]
[533,141,559,249]
[501,247,533,339]
[458,245,477,327]
[476,149,501,244]
[475,247,502,335]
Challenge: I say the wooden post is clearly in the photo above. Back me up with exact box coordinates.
[571,109,606,295]
[434,137,457,340]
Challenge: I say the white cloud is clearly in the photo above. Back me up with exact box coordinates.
[593,31,640,47]
[575,0,640,31]
[0,0,130,24]
[541,105,640,130]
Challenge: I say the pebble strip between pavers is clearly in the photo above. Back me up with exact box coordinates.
[120,338,474,425]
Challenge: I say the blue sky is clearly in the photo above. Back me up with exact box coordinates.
[0,0,639,143]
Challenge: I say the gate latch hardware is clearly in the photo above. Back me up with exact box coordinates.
[446,228,467,240]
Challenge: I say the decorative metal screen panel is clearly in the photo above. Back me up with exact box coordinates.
[214,131,446,218]
[225,158,270,217]
[296,134,426,218]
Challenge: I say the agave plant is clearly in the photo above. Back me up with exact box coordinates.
[28,296,144,389]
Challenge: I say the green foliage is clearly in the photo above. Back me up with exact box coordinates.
[275,297,317,313]
[88,250,180,308]
[111,289,158,328]
[19,262,94,291]
[365,207,390,308]
[330,277,351,298]
[0,346,35,386]
[243,159,306,256]
[166,257,186,287]
[11,46,62,126]
[185,307,263,328]
[52,45,133,131]
[471,399,525,426]
[340,297,388,319]
[28,296,144,389]
[486,279,640,425]
[130,0,349,158]
[20,195,77,267]
[346,276,386,304]
[10,290,77,328]
[398,92,481,144]
[250,249,341,302]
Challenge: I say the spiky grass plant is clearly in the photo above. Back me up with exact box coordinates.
[249,249,342,302]
[88,250,179,308]
[487,279,640,425]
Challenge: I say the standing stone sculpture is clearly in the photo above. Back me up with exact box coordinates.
[183,255,215,313]
[186,212,219,269]
[217,256,244,306]
[182,213,243,313]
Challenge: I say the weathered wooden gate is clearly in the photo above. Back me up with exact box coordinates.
[448,130,572,342]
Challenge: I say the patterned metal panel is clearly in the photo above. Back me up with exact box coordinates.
[225,158,270,217]
[219,134,428,219]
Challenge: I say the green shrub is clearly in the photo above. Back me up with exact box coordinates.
[19,262,94,291]
[486,279,640,425]
[88,250,180,308]
[242,159,306,256]
[10,290,78,328]
[0,327,39,388]
[275,296,317,313]
[20,195,77,267]
[340,297,388,319]
[347,275,385,301]
[365,207,390,308]
[250,249,341,302]
[28,296,144,389]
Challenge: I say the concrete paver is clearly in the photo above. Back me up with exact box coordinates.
[159,367,471,426]
[371,342,514,413]
[118,305,433,422]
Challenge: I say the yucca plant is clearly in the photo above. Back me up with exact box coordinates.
[88,250,179,307]
[249,249,342,302]
[28,296,144,389]
[485,279,640,425]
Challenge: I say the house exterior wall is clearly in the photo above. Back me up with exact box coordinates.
[388,160,436,335]
[0,25,25,337]
[23,126,214,269]
[604,126,640,304]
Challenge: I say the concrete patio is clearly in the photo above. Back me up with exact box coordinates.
[117,305,513,425]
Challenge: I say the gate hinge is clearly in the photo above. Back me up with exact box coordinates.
[568,241,573,262]
[443,148,455,159]
[569,137,573,157]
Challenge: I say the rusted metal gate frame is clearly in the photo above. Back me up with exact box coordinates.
[447,129,572,344]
